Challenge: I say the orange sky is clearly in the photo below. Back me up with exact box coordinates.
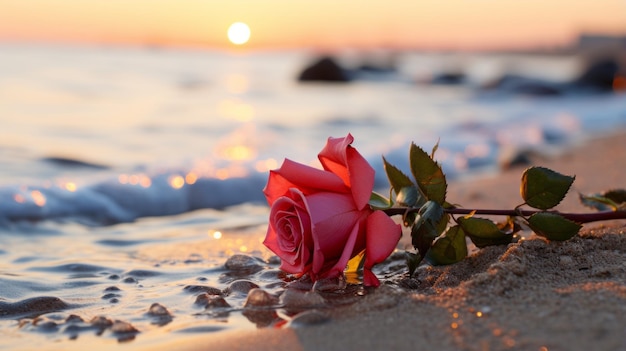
[1,0,625,50]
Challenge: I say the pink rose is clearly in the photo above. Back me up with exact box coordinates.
[263,134,402,287]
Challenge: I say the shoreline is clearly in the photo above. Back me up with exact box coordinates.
[149,129,626,351]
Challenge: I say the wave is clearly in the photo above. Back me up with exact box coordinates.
[0,173,268,227]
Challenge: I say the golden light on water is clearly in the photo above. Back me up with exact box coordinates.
[227,22,251,45]
[31,190,46,207]
[215,169,230,180]
[118,174,152,188]
[169,175,185,189]
[222,145,255,161]
[140,177,152,188]
[225,74,249,94]
[185,172,198,185]
[218,99,255,122]
[129,175,140,185]
[13,194,25,203]
[64,182,77,192]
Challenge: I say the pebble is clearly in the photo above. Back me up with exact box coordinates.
[147,303,173,326]
[111,320,139,334]
[279,288,325,309]
[148,303,171,316]
[223,280,260,296]
[183,285,222,295]
[90,316,113,329]
[224,254,264,272]
[198,294,231,309]
[0,296,69,318]
[243,288,279,308]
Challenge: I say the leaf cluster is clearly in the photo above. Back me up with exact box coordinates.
[371,143,589,277]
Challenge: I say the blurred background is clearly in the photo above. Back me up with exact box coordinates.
[0,0,625,224]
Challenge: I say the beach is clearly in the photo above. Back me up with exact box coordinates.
[152,131,626,351]
[1,45,626,351]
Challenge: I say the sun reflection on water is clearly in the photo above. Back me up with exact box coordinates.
[185,172,198,185]
[225,74,250,94]
[169,175,185,189]
[218,98,255,122]
[118,174,152,188]
[209,230,223,239]
[13,194,25,204]
[30,190,47,207]
[64,182,77,192]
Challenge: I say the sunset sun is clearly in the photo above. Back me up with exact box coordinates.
[227,22,251,45]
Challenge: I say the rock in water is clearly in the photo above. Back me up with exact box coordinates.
[0,296,70,318]
[243,288,278,308]
[297,56,351,82]
[224,254,264,274]
[574,59,619,91]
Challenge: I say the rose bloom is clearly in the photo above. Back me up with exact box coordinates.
[263,134,401,287]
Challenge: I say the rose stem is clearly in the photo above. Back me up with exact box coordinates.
[382,208,626,224]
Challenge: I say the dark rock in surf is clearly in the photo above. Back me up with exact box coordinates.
[482,74,562,96]
[297,56,351,83]
[0,296,70,318]
[573,59,619,91]
[183,285,222,296]
[431,72,466,85]
[40,156,109,170]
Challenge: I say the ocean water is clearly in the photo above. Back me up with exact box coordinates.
[0,44,625,348]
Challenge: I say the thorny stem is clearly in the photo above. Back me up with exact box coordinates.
[382,207,626,224]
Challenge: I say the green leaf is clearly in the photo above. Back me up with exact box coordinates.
[396,186,419,207]
[409,143,447,205]
[580,189,626,211]
[520,167,575,210]
[527,212,582,241]
[383,156,414,194]
[411,201,445,258]
[426,225,468,265]
[603,189,626,204]
[405,251,421,277]
[458,216,516,248]
[369,192,393,210]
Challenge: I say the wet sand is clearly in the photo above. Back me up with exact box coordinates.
[153,130,626,351]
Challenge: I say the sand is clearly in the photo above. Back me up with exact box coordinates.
[150,131,626,351]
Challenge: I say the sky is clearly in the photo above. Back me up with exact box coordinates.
[1,0,626,51]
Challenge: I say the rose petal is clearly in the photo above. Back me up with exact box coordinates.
[264,159,347,205]
[305,192,365,257]
[263,190,313,274]
[314,218,363,280]
[362,269,380,287]
[318,134,375,210]
[318,134,353,185]
[305,192,358,224]
[345,146,375,209]
[363,211,402,287]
